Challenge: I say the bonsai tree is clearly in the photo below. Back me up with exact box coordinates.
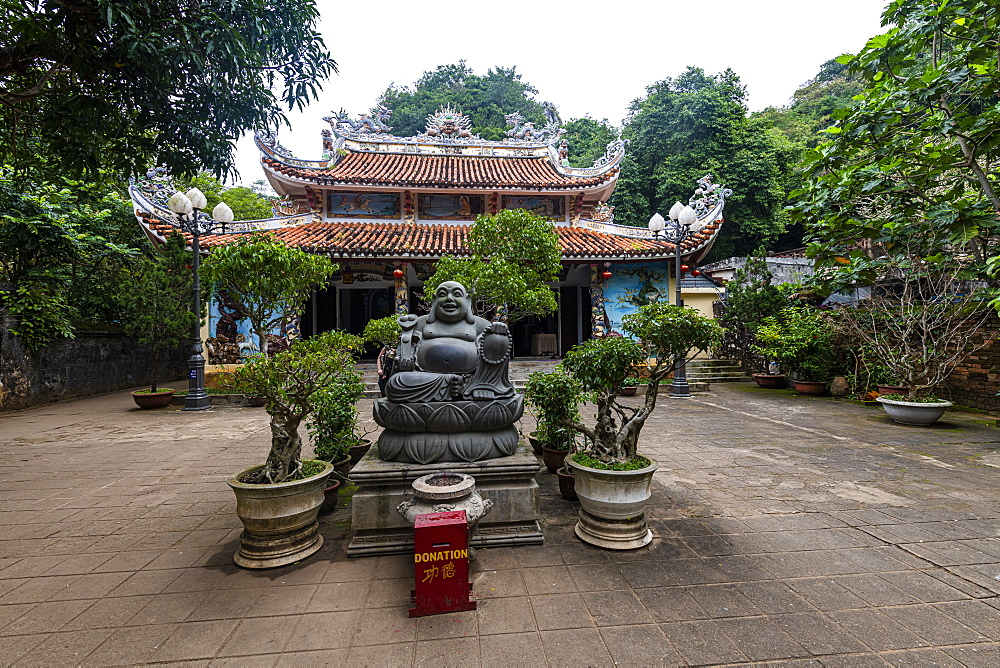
[424,209,561,323]
[559,303,722,464]
[834,259,993,401]
[121,232,197,393]
[228,330,363,483]
[306,365,366,464]
[719,246,787,374]
[201,231,335,356]
[752,307,835,382]
[524,368,583,452]
[362,314,402,348]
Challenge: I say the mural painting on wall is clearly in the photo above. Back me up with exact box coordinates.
[603,262,670,336]
[327,192,400,218]
[503,196,565,219]
[590,265,609,338]
[418,194,485,219]
[333,262,395,282]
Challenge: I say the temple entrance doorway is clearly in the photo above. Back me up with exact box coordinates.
[340,287,394,359]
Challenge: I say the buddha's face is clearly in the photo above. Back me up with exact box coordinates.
[433,282,469,323]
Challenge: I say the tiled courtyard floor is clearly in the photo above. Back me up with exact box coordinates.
[1,383,999,666]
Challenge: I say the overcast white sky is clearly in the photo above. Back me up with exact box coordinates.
[230,0,889,185]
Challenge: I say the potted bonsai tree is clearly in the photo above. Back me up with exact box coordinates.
[122,232,197,409]
[557,303,722,549]
[834,261,993,426]
[524,368,583,475]
[752,306,835,395]
[225,330,362,568]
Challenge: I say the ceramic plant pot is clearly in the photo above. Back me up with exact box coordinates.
[618,386,638,396]
[320,478,342,515]
[131,389,176,409]
[349,440,373,468]
[877,384,908,396]
[567,455,659,550]
[227,461,333,569]
[541,446,569,474]
[557,465,577,501]
[877,397,952,426]
[752,374,787,389]
[526,433,543,457]
[793,380,827,396]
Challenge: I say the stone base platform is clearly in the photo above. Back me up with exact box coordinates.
[347,442,543,557]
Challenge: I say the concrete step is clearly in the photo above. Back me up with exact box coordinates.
[687,358,742,368]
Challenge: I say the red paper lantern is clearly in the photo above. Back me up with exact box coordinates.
[393,268,404,279]
[690,269,701,277]
[680,264,690,273]
[601,270,612,280]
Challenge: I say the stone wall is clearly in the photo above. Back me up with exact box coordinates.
[0,319,189,412]
[939,312,1000,412]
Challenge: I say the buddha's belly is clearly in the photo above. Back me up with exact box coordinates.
[418,338,478,374]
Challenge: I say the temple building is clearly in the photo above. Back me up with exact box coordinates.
[129,106,729,359]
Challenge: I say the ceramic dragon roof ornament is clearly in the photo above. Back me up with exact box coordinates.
[423,105,477,139]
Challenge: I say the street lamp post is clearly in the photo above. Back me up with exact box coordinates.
[167,189,235,411]
[648,202,704,398]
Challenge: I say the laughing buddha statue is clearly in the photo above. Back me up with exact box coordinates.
[373,281,523,464]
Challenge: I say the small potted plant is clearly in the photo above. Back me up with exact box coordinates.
[618,377,641,396]
[122,233,197,409]
[307,367,369,513]
[225,331,362,568]
[752,307,834,395]
[557,303,722,550]
[525,369,583,474]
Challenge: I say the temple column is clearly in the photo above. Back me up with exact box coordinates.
[589,264,607,338]
[394,263,409,315]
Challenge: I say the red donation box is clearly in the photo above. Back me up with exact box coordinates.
[409,510,475,617]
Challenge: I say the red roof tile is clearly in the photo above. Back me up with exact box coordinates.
[183,221,715,260]
[263,154,617,190]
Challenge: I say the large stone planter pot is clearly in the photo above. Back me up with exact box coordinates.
[877,397,952,426]
[566,455,659,550]
[541,446,569,474]
[226,461,333,569]
[793,380,827,396]
[131,389,175,409]
[753,374,787,389]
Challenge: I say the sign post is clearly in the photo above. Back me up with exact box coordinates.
[409,510,475,617]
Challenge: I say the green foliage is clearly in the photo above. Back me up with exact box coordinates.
[792,1,1000,288]
[572,452,651,471]
[0,0,336,179]
[362,315,402,348]
[378,62,547,140]
[752,307,835,381]
[425,209,561,323]
[611,67,797,258]
[0,175,142,351]
[179,174,275,221]
[558,304,722,463]
[120,233,197,392]
[720,247,786,328]
[752,59,865,150]
[228,331,363,483]
[524,369,583,452]
[307,365,365,463]
[202,232,336,355]
[560,117,619,168]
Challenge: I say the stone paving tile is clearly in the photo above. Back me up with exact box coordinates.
[479,630,542,664]
[600,624,683,666]
[659,619,748,665]
[538,627,612,666]
[4,385,1000,665]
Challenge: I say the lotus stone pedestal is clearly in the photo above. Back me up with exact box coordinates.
[347,442,543,557]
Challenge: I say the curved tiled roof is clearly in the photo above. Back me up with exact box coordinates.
[262,154,617,190]
[139,218,722,260]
